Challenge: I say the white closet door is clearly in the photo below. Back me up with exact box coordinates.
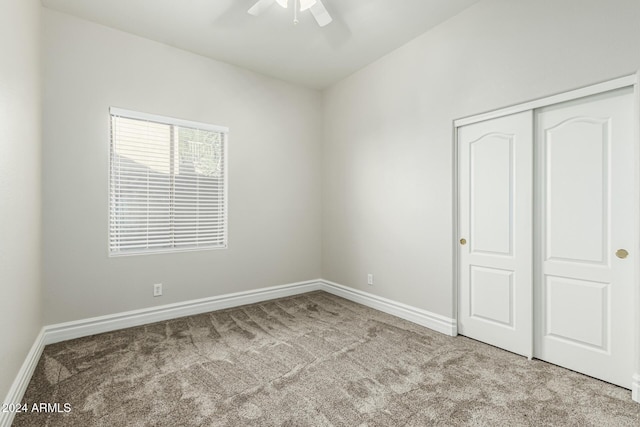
[535,88,635,388]
[458,111,533,357]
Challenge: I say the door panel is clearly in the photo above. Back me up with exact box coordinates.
[458,111,533,357]
[545,117,609,264]
[544,276,608,351]
[470,134,513,255]
[535,87,634,388]
[470,266,514,326]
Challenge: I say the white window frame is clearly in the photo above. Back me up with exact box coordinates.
[108,107,229,257]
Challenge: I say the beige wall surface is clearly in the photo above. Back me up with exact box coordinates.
[42,10,323,324]
[0,0,42,401]
[322,0,640,317]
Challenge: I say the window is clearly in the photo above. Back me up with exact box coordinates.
[109,108,228,255]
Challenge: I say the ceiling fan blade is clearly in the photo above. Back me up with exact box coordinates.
[309,0,332,27]
[248,0,276,16]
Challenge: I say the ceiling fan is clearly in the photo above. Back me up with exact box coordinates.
[248,0,333,27]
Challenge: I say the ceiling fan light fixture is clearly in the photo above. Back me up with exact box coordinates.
[248,0,332,27]
[299,0,317,11]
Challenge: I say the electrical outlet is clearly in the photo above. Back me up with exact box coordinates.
[153,283,163,297]
[367,274,374,286]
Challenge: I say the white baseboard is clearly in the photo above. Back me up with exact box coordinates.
[44,279,324,345]
[633,373,640,403]
[42,279,456,345]
[0,328,46,427]
[320,280,457,336]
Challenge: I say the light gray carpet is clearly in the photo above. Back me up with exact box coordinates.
[13,291,640,426]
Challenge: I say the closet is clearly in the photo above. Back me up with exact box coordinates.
[456,80,637,390]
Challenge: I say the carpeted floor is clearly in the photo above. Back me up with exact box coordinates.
[12,291,640,426]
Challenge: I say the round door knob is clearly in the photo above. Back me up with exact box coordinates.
[616,249,629,259]
[460,238,467,246]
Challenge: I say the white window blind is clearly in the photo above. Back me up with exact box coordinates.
[109,108,228,255]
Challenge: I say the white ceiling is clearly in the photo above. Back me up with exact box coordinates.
[41,0,480,89]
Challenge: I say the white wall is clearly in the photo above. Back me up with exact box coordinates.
[0,0,42,401]
[36,0,640,325]
[42,10,322,324]
[322,0,640,317]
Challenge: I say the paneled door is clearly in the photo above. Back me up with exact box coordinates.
[534,88,635,388]
[458,111,533,357]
